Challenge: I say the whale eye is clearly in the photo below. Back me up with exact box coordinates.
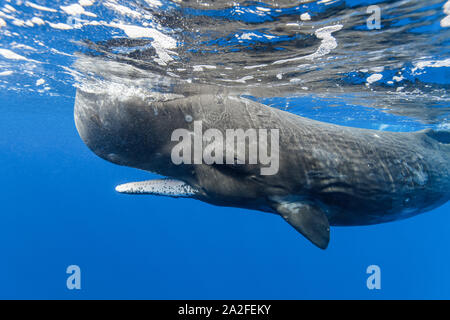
[185,114,193,123]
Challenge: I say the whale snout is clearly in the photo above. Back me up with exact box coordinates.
[74,88,152,167]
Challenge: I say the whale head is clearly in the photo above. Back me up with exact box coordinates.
[74,88,190,176]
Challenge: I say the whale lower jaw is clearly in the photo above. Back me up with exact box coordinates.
[115,179,199,198]
[115,179,331,249]
[116,172,445,251]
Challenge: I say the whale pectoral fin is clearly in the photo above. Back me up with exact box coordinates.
[115,179,198,198]
[271,199,330,249]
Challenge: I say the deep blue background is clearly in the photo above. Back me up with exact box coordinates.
[1,91,450,299]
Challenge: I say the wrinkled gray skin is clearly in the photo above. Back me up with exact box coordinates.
[74,89,450,249]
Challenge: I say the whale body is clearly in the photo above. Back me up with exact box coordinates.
[74,89,450,249]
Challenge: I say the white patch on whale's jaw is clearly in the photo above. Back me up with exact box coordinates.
[115,179,198,198]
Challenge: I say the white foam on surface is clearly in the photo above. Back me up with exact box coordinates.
[413,58,450,72]
[79,0,94,6]
[12,19,25,27]
[108,23,176,49]
[237,32,275,41]
[75,58,185,103]
[12,43,36,51]
[107,22,177,65]
[366,73,383,84]
[50,48,74,57]
[104,2,142,18]
[442,1,450,27]
[144,0,162,7]
[273,24,343,65]
[47,22,74,30]
[193,65,217,72]
[4,4,16,12]
[30,17,44,26]
[0,10,13,19]
[244,64,268,70]
[61,4,97,18]
[25,1,57,12]
[300,13,311,21]
[0,48,28,60]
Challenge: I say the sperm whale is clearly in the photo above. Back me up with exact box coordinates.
[74,90,450,249]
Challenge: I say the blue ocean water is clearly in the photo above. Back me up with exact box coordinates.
[0,0,450,299]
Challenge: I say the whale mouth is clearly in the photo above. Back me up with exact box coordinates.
[115,178,199,198]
